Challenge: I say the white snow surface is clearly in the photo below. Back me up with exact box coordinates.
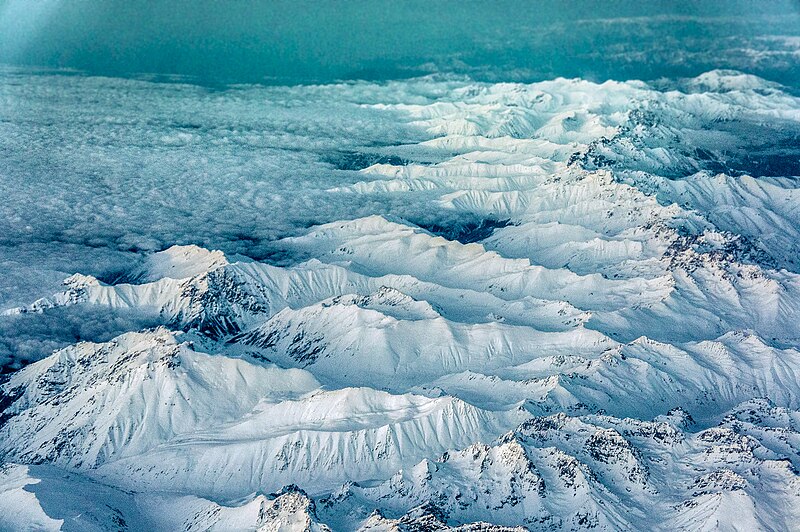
[2,68,800,530]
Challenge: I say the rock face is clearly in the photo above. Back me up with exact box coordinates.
[325,403,800,530]
[2,69,800,530]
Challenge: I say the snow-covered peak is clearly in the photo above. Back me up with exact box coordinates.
[128,245,229,283]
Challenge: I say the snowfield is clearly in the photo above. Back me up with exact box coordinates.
[2,68,800,530]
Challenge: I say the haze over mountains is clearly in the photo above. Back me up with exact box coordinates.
[1,2,800,531]
[2,1,800,85]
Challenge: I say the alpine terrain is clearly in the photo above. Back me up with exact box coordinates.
[1,3,800,530]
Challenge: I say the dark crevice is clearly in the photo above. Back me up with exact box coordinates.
[323,150,411,171]
[414,218,513,244]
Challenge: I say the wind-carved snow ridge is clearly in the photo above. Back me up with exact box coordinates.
[3,69,800,530]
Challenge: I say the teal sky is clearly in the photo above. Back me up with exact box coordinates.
[1,1,800,85]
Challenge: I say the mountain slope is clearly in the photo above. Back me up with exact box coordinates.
[2,69,800,529]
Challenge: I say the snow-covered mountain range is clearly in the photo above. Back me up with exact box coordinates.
[2,69,800,530]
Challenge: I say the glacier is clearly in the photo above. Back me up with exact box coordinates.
[1,64,800,530]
